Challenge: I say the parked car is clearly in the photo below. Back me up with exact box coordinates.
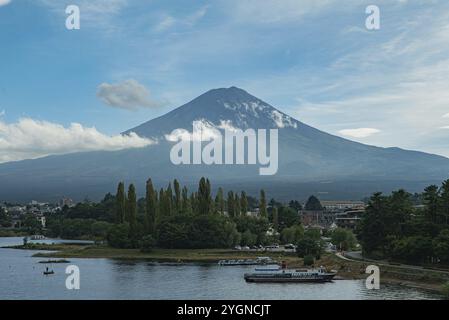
[234,245,242,250]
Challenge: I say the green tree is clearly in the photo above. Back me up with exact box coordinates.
[358,192,389,257]
[198,177,212,215]
[115,182,126,224]
[174,179,181,215]
[331,228,356,251]
[145,178,157,236]
[240,191,248,215]
[423,185,439,224]
[439,180,449,225]
[241,230,257,246]
[272,207,279,231]
[215,187,225,214]
[227,191,235,217]
[140,235,155,253]
[127,184,138,245]
[304,195,323,211]
[281,224,304,244]
[234,193,241,217]
[181,186,192,215]
[296,237,321,258]
[107,224,131,248]
[259,190,267,218]
[433,229,449,263]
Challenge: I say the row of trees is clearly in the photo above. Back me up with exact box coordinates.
[358,180,449,264]
[108,177,273,250]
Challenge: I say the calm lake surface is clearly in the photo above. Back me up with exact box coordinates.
[0,237,442,300]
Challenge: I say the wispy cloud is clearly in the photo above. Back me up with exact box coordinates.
[153,5,209,32]
[0,118,156,163]
[0,0,11,7]
[339,128,380,138]
[97,79,165,110]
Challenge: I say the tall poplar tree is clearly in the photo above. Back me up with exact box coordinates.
[115,182,126,224]
[259,189,267,218]
[240,191,248,215]
[127,184,137,244]
[215,187,224,215]
[227,191,235,217]
[145,178,156,235]
[198,177,211,215]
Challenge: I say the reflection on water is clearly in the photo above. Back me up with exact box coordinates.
[0,237,442,300]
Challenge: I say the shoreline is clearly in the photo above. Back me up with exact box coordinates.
[3,243,447,297]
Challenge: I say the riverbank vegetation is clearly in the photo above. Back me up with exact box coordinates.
[358,181,449,267]
[45,177,308,252]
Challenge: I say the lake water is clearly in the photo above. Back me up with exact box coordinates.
[0,237,442,300]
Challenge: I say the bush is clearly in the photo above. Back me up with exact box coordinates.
[303,255,315,266]
[107,224,131,248]
[140,235,155,253]
[296,237,321,258]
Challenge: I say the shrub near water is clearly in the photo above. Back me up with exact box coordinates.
[156,214,240,249]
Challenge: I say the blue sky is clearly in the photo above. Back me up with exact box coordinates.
[1,0,449,161]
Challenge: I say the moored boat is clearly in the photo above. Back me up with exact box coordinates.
[244,266,336,283]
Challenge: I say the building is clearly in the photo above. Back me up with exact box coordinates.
[335,210,364,229]
[320,200,365,211]
[59,197,74,208]
[300,210,335,227]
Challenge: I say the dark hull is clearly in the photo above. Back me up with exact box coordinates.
[244,274,335,283]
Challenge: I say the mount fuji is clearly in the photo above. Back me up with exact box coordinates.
[1,86,449,202]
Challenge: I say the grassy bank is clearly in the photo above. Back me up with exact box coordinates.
[0,230,28,237]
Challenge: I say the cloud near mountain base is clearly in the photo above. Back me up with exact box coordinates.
[0,118,155,163]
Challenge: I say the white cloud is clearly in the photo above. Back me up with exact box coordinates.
[443,113,449,118]
[0,118,156,163]
[154,15,176,32]
[338,128,381,138]
[0,0,11,7]
[153,6,208,32]
[97,79,164,110]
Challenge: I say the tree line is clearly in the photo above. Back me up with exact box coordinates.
[358,180,449,265]
[107,177,275,250]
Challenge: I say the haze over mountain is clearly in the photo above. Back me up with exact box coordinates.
[1,87,449,202]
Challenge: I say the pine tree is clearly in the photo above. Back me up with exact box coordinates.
[240,191,248,215]
[145,178,157,235]
[424,185,439,224]
[259,189,267,218]
[439,180,449,225]
[115,182,126,224]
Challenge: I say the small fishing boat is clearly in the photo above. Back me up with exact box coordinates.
[43,267,54,275]
[244,265,336,283]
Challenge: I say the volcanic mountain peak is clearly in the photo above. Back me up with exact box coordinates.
[128,86,299,138]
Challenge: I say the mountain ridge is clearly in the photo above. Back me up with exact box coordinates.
[1,86,448,202]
